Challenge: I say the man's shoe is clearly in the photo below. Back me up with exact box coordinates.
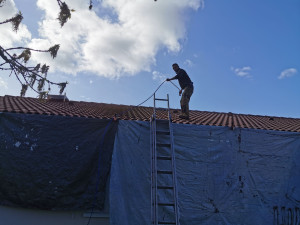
[179,115,189,120]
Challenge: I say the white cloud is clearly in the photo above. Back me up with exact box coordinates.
[231,66,252,78]
[278,68,297,79]
[80,95,91,101]
[0,0,31,48]
[26,0,203,78]
[184,59,194,67]
[152,71,168,83]
[0,77,8,89]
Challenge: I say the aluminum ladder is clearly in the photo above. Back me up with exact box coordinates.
[150,93,180,225]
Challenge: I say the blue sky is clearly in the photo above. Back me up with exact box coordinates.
[0,0,299,118]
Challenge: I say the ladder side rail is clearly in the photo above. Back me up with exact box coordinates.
[151,113,159,225]
[168,108,180,225]
[150,115,155,225]
[153,93,156,116]
[152,96,159,225]
[154,114,159,225]
[167,94,170,111]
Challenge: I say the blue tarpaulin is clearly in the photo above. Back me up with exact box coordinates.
[1,112,299,224]
[110,120,300,225]
[0,112,118,210]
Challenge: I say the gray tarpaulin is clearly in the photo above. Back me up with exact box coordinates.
[110,120,300,225]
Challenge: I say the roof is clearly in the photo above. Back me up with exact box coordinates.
[1,95,300,132]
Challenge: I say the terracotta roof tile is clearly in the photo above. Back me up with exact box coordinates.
[1,95,300,132]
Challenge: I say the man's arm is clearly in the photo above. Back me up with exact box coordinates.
[166,75,177,81]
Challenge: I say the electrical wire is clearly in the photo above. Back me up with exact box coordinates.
[136,80,166,107]
[115,79,180,118]
[115,80,166,118]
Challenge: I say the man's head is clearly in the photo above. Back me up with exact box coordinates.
[172,63,180,72]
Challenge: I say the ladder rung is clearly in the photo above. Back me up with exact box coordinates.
[156,130,170,135]
[158,186,173,189]
[158,222,176,224]
[155,98,168,101]
[157,143,171,147]
[158,202,175,206]
[157,156,172,160]
[157,170,172,174]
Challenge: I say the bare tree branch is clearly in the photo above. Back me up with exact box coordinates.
[57,0,71,27]
[0,1,70,99]
[89,0,93,10]
[0,0,6,7]
[0,12,23,32]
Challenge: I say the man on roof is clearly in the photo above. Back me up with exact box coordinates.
[166,63,194,120]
